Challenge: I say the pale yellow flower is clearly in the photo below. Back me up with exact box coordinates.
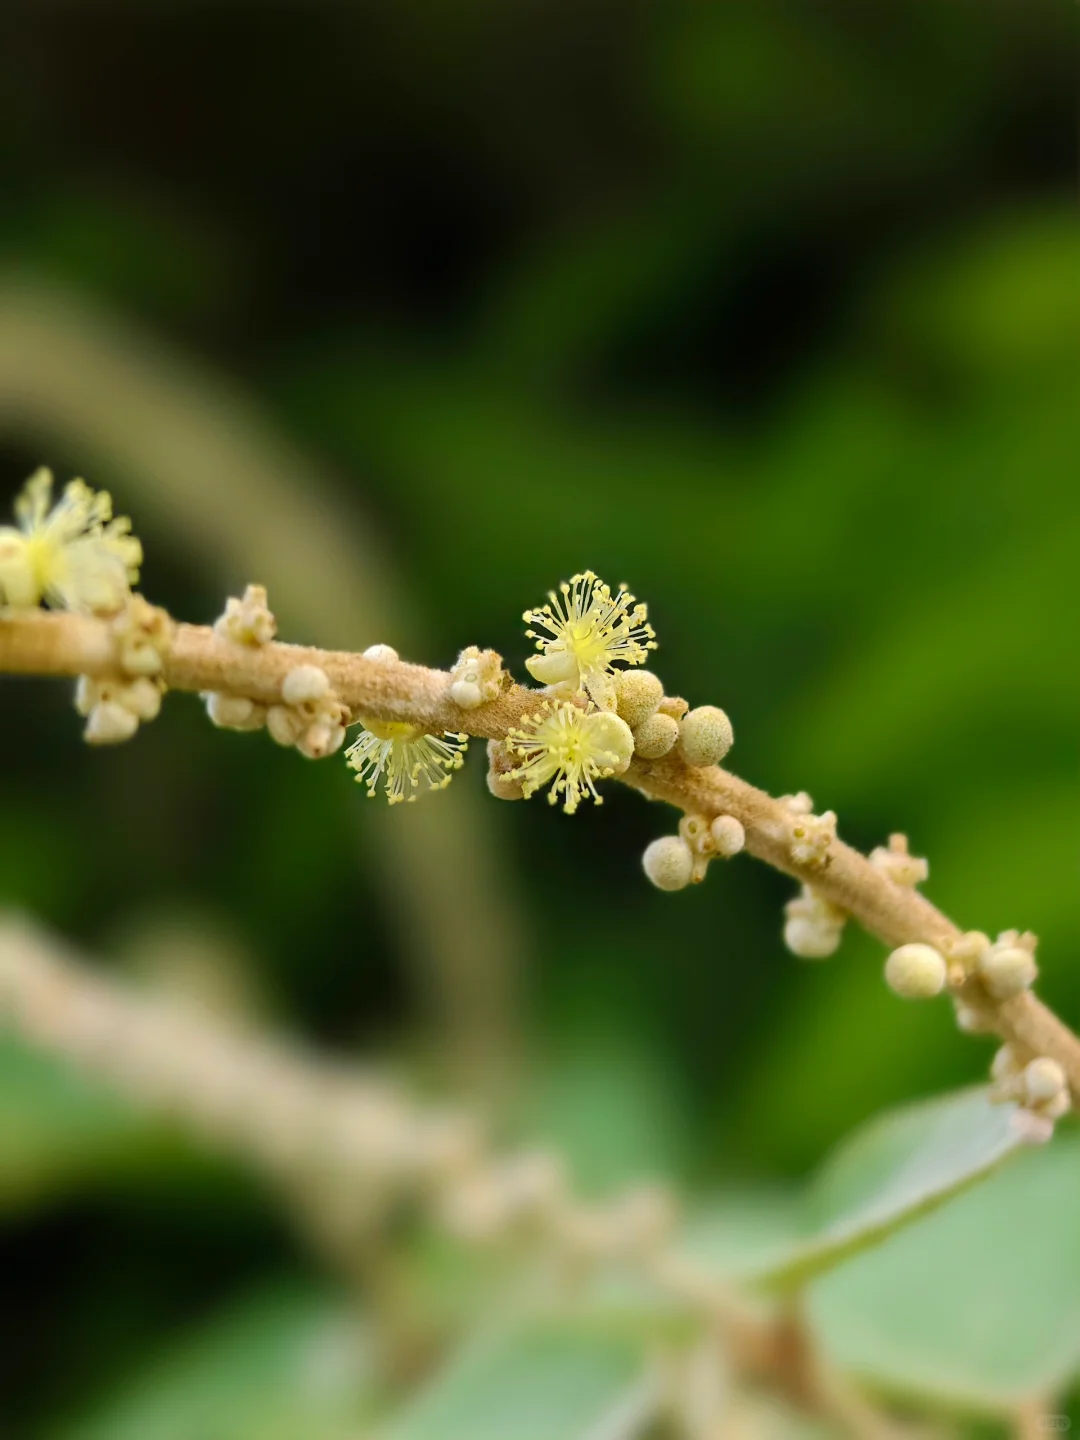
[505,701,634,814]
[346,718,468,804]
[0,468,142,614]
[523,571,655,708]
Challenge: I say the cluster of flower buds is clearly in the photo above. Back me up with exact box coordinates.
[615,669,680,756]
[870,833,929,888]
[75,673,164,745]
[267,664,350,760]
[204,586,277,734]
[447,646,504,710]
[71,597,175,745]
[783,884,847,958]
[612,667,735,773]
[939,929,1040,1034]
[111,595,175,677]
[991,1045,1071,1125]
[779,792,836,869]
[213,583,277,647]
[642,811,745,891]
[974,930,1039,1000]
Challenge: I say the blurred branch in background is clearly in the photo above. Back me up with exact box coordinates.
[0,913,940,1438]
[0,274,521,1090]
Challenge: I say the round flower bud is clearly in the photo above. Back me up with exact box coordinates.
[614,670,664,729]
[710,814,745,858]
[643,836,694,892]
[783,916,842,960]
[1023,1057,1066,1106]
[449,680,482,708]
[281,664,331,705]
[633,711,679,759]
[884,943,947,999]
[678,706,734,767]
[363,643,399,664]
[296,719,346,760]
[123,677,163,722]
[204,692,266,732]
[266,704,305,747]
[84,700,139,746]
[977,944,1038,1000]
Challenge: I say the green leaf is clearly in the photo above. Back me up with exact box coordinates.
[810,1132,1080,1413]
[56,1282,374,1440]
[381,1319,656,1440]
[685,1088,1036,1292]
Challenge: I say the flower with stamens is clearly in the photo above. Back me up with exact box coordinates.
[523,570,656,708]
[505,701,634,814]
[0,468,141,614]
[345,719,468,804]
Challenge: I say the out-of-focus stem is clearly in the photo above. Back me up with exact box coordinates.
[0,915,905,1437]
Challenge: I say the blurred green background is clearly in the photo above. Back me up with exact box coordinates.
[0,1,1078,1433]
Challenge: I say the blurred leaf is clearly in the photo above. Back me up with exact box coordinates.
[381,1318,656,1440]
[810,1131,1080,1413]
[56,1282,373,1440]
[679,1186,805,1289]
[685,1088,1034,1292]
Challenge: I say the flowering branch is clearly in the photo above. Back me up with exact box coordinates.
[1,599,1079,1110]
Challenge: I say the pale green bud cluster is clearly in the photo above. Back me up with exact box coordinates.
[990,1045,1071,1127]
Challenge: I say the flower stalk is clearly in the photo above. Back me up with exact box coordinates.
[1,603,1079,1104]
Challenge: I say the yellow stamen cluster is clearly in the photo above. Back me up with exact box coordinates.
[505,701,634,814]
[523,570,655,708]
[346,718,468,804]
[0,468,141,615]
